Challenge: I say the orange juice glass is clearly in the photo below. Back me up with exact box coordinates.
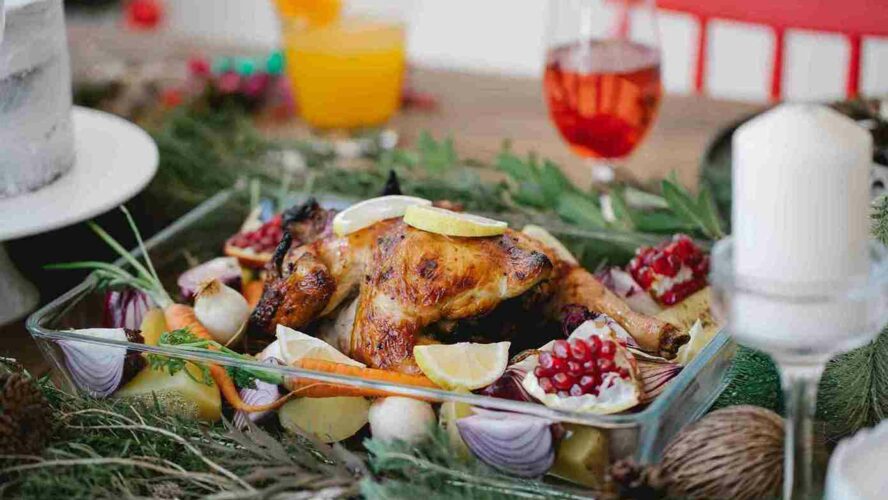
[282,13,406,130]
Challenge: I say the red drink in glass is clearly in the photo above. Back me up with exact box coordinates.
[544,39,662,159]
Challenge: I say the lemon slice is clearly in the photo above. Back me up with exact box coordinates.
[276,325,364,367]
[414,341,510,390]
[404,206,507,237]
[522,224,577,265]
[332,195,431,236]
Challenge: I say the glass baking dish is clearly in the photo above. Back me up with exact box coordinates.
[27,185,736,488]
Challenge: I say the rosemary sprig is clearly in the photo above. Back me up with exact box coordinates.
[1,379,362,498]
[46,206,174,308]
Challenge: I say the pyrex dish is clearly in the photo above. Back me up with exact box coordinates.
[27,185,736,485]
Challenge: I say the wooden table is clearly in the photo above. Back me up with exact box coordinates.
[1,68,760,374]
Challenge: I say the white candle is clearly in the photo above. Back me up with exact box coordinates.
[732,104,871,282]
[730,104,874,354]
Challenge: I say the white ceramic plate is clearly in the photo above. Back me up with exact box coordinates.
[0,106,159,241]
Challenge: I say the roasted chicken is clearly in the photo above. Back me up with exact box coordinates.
[251,199,687,372]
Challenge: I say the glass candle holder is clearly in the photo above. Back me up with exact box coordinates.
[709,238,888,499]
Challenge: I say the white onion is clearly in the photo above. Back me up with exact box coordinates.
[369,397,436,444]
[456,409,555,477]
[193,279,250,344]
[58,328,128,398]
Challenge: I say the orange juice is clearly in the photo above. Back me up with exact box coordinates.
[284,18,406,130]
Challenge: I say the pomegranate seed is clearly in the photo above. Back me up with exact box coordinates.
[538,351,554,369]
[538,377,555,393]
[579,375,598,392]
[587,335,602,354]
[567,361,583,377]
[569,340,591,361]
[569,384,584,397]
[552,340,570,359]
[651,254,677,277]
[534,365,550,378]
[551,358,567,373]
[552,372,575,391]
[600,341,616,358]
[635,267,654,288]
[598,359,616,373]
[618,367,630,378]
[582,360,598,375]
[557,390,570,398]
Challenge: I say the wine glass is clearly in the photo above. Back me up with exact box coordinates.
[710,239,888,499]
[543,0,662,183]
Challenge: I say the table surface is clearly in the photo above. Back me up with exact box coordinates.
[1,67,761,373]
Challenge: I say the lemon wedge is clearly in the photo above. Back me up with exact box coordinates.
[414,342,510,390]
[276,324,364,367]
[521,224,577,265]
[332,195,431,236]
[404,206,507,237]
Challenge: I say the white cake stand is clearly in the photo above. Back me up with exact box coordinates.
[0,106,159,325]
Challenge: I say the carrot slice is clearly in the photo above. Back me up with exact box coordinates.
[242,280,264,310]
[289,358,441,400]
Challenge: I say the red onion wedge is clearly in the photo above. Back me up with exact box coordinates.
[58,328,130,398]
[596,267,662,316]
[103,288,153,329]
[477,353,538,403]
[178,257,243,301]
[636,357,683,404]
[456,408,555,477]
[233,357,283,429]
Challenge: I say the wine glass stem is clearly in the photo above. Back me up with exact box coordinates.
[779,362,825,500]
[588,159,619,184]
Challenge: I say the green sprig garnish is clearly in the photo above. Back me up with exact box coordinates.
[660,173,725,240]
[147,328,283,389]
[46,206,174,308]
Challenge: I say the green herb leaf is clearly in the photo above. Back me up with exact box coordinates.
[608,187,636,231]
[661,177,725,240]
[556,191,608,229]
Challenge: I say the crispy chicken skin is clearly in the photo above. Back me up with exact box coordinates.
[252,212,554,372]
[349,223,553,373]
[251,199,688,369]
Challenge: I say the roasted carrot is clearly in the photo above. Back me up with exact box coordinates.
[242,280,264,310]
[288,358,441,400]
[163,303,291,412]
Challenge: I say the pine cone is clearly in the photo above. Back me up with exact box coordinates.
[609,459,667,499]
[0,372,53,455]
